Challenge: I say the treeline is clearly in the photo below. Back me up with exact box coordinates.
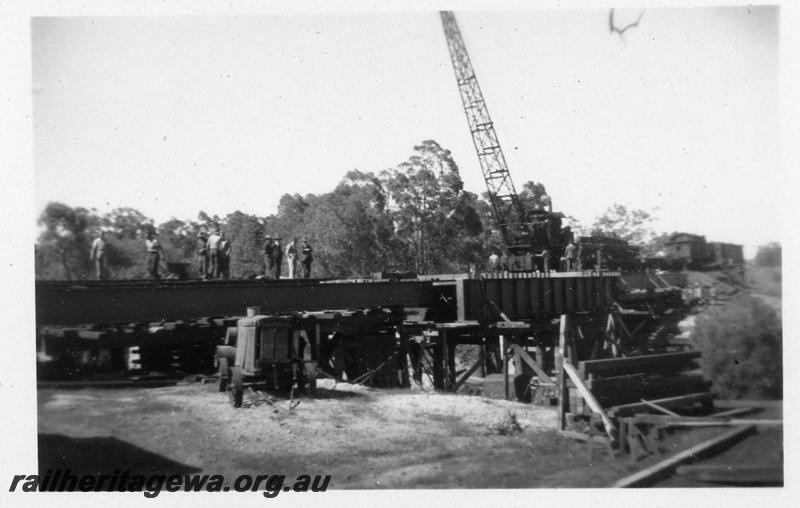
[36,141,511,280]
[36,139,775,281]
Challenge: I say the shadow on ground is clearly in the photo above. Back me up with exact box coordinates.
[39,433,202,480]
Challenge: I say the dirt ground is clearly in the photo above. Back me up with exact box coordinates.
[37,379,782,489]
[38,379,642,489]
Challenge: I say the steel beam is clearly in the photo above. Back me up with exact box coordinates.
[36,279,448,326]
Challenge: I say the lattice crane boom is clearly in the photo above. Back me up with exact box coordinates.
[440,10,527,249]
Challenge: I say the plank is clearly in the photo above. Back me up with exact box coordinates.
[627,415,781,427]
[556,315,568,430]
[674,465,783,485]
[640,398,680,416]
[711,407,760,418]
[611,425,756,487]
[563,360,616,440]
[607,392,715,418]
[453,350,485,392]
[558,429,611,445]
[591,374,711,408]
[580,351,701,377]
[511,344,550,384]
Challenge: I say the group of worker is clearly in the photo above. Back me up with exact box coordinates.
[262,235,313,279]
[195,229,232,280]
[486,240,582,274]
[90,228,314,281]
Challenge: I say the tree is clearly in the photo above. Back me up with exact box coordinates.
[590,204,655,246]
[641,231,674,258]
[382,140,480,274]
[36,202,97,280]
[100,207,151,240]
[517,181,549,211]
[692,293,782,399]
[223,211,266,278]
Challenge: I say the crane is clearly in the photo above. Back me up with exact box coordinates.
[439,11,526,249]
[440,11,571,269]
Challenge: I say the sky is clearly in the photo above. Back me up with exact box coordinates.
[31,6,780,256]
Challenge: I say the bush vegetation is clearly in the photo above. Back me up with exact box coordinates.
[692,292,782,399]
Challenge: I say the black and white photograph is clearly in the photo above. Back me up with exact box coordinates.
[1,0,795,504]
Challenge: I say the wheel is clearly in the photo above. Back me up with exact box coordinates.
[230,366,243,408]
[218,357,230,393]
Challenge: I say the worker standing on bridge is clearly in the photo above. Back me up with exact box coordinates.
[90,231,109,280]
[299,238,313,278]
[487,251,499,274]
[219,232,231,279]
[498,251,509,273]
[145,231,164,280]
[565,241,577,272]
[206,228,223,279]
[196,231,209,279]
[285,237,298,279]
[263,234,275,278]
[273,237,284,278]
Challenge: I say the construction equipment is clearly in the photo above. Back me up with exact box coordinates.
[440,11,646,272]
[440,11,572,269]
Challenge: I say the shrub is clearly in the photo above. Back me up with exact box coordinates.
[691,293,782,399]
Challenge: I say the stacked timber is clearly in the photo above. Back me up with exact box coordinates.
[573,351,714,418]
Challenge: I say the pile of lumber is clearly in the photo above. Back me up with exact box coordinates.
[572,351,714,418]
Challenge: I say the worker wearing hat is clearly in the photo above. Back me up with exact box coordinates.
[206,227,223,279]
[218,232,231,280]
[298,238,313,278]
[272,236,283,279]
[90,231,109,280]
[263,234,275,278]
[196,230,209,280]
[285,237,298,279]
[146,230,164,280]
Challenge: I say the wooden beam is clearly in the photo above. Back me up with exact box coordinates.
[628,414,782,427]
[640,398,680,416]
[563,360,616,440]
[557,315,569,430]
[558,429,611,445]
[501,335,509,400]
[579,351,701,377]
[441,330,450,391]
[607,392,715,418]
[674,465,783,486]
[511,344,550,384]
[611,425,756,487]
[711,407,761,419]
[453,350,485,392]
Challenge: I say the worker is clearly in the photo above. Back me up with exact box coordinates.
[564,241,577,272]
[272,237,284,278]
[196,231,209,279]
[145,231,164,280]
[299,238,313,278]
[285,237,298,279]
[263,235,275,278]
[206,228,223,279]
[89,231,109,280]
[596,246,604,271]
[498,251,509,273]
[487,251,500,274]
[219,232,231,279]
